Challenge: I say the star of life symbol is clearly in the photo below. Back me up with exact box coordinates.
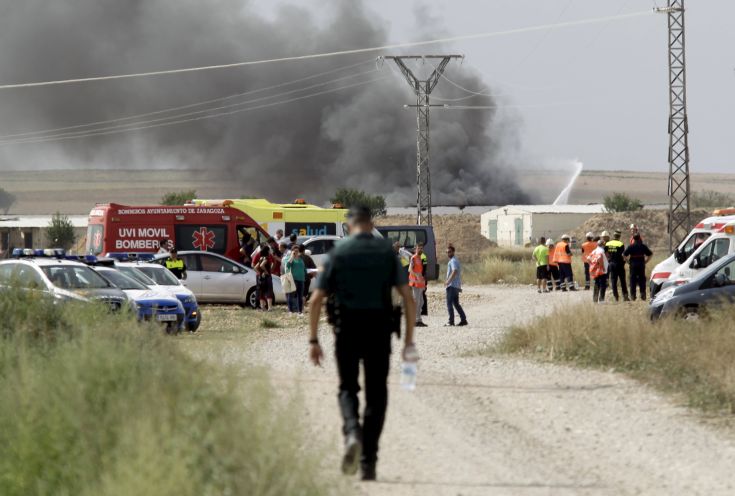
[192,227,216,251]
[93,231,103,249]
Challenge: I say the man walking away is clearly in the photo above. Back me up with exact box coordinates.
[581,232,597,290]
[554,235,576,291]
[605,230,630,302]
[546,239,561,291]
[589,239,609,303]
[308,205,417,482]
[532,237,549,293]
[409,244,427,327]
[624,234,653,301]
[445,244,468,326]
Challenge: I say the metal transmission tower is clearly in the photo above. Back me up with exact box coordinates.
[656,1,691,251]
[382,55,463,225]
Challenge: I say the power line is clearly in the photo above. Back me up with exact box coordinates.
[0,10,653,91]
[0,69,378,144]
[0,59,373,140]
[0,77,387,146]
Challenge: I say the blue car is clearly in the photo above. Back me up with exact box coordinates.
[93,267,186,334]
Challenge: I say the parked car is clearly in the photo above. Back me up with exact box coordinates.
[650,213,735,297]
[116,262,201,332]
[649,253,735,320]
[0,249,128,309]
[376,225,438,280]
[92,266,185,333]
[152,251,285,308]
[296,235,341,267]
[659,222,735,293]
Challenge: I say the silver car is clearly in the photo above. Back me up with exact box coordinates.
[153,251,285,308]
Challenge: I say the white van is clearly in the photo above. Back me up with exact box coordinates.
[660,221,735,290]
[650,214,735,297]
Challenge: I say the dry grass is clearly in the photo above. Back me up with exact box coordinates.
[495,303,735,413]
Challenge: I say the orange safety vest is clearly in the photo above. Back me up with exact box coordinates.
[581,241,597,263]
[408,254,426,288]
[547,245,558,267]
[553,241,572,264]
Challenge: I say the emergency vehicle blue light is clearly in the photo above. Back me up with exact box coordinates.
[11,248,24,258]
[84,255,98,264]
[106,252,156,262]
[105,253,129,261]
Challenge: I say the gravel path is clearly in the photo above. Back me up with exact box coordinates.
[238,286,735,495]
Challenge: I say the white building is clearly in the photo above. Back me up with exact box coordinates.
[0,215,88,256]
[480,205,605,247]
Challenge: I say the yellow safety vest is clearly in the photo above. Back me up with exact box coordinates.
[166,259,184,270]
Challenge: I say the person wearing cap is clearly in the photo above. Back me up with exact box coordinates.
[581,232,597,291]
[589,239,610,303]
[532,237,549,293]
[624,234,653,301]
[605,230,630,302]
[165,248,187,280]
[308,205,417,482]
[553,235,576,291]
[546,238,561,291]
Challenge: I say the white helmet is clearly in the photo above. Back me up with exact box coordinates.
[561,234,570,240]
[546,239,554,246]
[586,232,594,238]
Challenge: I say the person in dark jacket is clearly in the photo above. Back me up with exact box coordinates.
[624,234,653,301]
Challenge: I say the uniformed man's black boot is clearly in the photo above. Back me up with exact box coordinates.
[360,462,376,481]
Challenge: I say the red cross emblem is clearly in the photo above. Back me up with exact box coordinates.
[192,227,216,251]
[93,231,103,249]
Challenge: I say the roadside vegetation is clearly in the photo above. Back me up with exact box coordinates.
[603,192,644,213]
[0,290,332,496]
[691,190,734,209]
[496,303,735,413]
[160,189,197,205]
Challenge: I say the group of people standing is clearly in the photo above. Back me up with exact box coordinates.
[532,224,654,303]
[399,241,468,327]
[240,229,315,313]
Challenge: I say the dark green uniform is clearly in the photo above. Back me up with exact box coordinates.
[316,233,407,470]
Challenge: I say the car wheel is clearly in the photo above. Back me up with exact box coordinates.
[187,312,202,332]
[164,322,179,335]
[680,305,701,320]
[246,287,258,309]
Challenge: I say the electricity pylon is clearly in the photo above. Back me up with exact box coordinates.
[382,55,463,226]
[656,1,691,251]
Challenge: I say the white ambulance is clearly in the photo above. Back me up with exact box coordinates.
[650,210,735,297]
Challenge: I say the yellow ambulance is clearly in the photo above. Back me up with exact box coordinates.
[192,198,349,238]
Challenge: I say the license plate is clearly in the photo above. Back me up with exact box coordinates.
[156,314,178,322]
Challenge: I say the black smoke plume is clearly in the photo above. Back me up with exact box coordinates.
[0,0,528,205]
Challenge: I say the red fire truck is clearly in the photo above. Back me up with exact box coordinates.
[86,203,270,260]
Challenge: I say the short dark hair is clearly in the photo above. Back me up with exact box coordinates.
[447,244,455,252]
[289,233,298,242]
[170,248,178,254]
[347,205,372,223]
[539,237,546,244]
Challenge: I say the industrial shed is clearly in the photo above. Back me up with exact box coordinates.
[480,205,605,247]
[0,215,88,257]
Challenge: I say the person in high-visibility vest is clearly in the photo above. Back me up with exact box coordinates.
[589,239,609,303]
[409,244,427,327]
[553,235,576,291]
[581,232,597,291]
[420,251,429,317]
[165,248,187,280]
[605,230,630,302]
[546,238,560,291]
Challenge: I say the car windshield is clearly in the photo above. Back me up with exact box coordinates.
[118,266,157,286]
[137,266,181,286]
[42,265,111,290]
[97,269,148,290]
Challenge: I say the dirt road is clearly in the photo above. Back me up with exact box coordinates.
[238,286,735,495]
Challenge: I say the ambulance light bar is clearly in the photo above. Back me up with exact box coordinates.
[11,248,66,258]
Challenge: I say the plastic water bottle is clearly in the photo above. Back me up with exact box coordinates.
[400,361,417,391]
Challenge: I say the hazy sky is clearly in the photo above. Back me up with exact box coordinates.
[307,0,735,173]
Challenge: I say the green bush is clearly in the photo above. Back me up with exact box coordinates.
[160,189,196,206]
[330,188,386,218]
[691,190,734,209]
[603,192,643,213]
[46,212,77,250]
[0,290,330,496]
